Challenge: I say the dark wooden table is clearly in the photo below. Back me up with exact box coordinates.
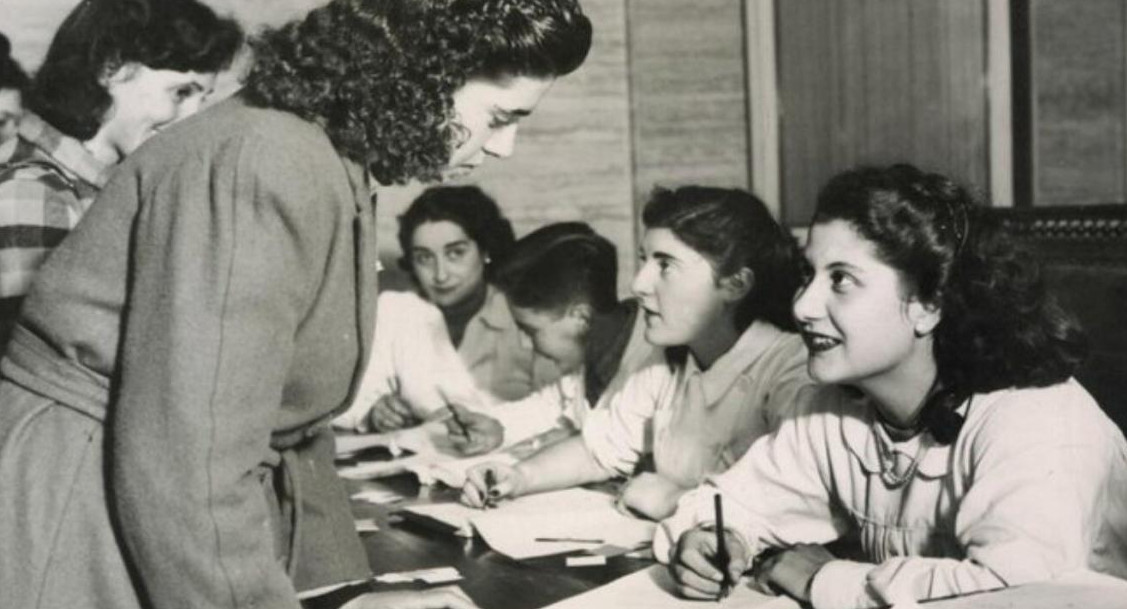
[304,473,655,609]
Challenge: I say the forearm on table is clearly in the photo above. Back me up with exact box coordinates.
[514,434,613,495]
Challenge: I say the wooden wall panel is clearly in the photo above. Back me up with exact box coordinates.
[777,0,990,225]
[626,0,751,210]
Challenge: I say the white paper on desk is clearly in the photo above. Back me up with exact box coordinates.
[400,487,615,538]
[336,422,461,480]
[470,489,655,560]
[542,564,799,609]
[335,431,396,457]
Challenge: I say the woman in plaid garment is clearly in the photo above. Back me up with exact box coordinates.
[0,0,241,349]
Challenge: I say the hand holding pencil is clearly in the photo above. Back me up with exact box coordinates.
[668,495,750,601]
[460,462,525,509]
[443,402,504,456]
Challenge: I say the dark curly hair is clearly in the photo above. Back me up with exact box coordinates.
[241,0,592,185]
[642,186,803,333]
[0,32,30,92]
[397,185,516,283]
[494,222,617,315]
[812,164,1088,442]
[27,0,243,141]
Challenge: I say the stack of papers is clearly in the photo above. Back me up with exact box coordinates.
[398,488,656,560]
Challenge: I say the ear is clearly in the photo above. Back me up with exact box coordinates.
[566,302,593,329]
[98,61,138,88]
[908,299,942,337]
[719,268,755,304]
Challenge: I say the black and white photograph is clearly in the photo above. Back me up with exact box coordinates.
[1,1,1125,608]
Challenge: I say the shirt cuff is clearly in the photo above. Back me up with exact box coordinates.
[810,560,880,609]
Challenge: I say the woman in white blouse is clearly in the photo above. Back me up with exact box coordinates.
[462,186,812,520]
[662,164,1127,609]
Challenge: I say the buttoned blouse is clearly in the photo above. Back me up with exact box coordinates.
[655,379,1127,609]
[582,320,811,488]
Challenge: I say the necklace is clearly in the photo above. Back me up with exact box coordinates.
[873,426,929,488]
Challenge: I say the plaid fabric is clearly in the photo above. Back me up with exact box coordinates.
[0,112,111,301]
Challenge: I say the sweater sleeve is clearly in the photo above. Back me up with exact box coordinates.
[110,133,342,609]
[654,385,848,564]
[581,351,671,477]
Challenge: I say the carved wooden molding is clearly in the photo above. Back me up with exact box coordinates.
[986,204,1127,265]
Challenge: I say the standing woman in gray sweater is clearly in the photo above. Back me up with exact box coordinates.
[0,1,591,608]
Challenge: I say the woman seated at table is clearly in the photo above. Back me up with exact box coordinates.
[461,186,813,520]
[334,221,651,457]
[444,221,657,455]
[354,185,561,431]
[660,164,1127,609]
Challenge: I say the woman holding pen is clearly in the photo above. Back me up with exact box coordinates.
[661,164,1127,609]
[462,186,814,520]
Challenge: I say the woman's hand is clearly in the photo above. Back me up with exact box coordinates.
[750,543,835,602]
[669,524,750,600]
[616,472,684,520]
[445,403,503,456]
[366,393,421,432]
[341,586,478,609]
[461,462,525,508]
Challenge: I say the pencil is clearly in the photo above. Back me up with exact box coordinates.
[534,537,605,544]
[483,468,497,509]
[714,494,732,600]
[447,404,470,437]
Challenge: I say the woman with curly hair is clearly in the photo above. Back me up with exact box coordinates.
[0,0,242,348]
[0,1,591,608]
[662,164,1127,608]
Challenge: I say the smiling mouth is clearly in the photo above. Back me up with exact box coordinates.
[801,331,841,353]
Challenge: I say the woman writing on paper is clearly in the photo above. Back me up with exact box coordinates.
[462,186,813,520]
[662,164,1127,609]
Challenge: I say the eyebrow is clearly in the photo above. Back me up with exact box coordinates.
[824,260,866,274]
[493,106,532,119]
[442,239,471,250]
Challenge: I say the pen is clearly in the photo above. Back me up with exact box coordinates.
[483,468,497,509]
[534,537,605,544]
[714,494,732,600]
[448,404,470,437]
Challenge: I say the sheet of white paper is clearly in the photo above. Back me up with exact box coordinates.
[335,432,396,457]
[542,564,799,609]
[469,489,655,560]
[336,422,460,480]
[398,487,636,548]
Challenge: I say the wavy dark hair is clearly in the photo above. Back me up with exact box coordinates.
[26,0,242,141]
[642,186,803,333]
[241,0,592,185]
[0,32,30,91]
[812,164,1088,441]
[494,222,617,315]
[397,185,516,282]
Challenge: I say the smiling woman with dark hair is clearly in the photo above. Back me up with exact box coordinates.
[0,0,243,349]
[662,165,1127,609]
[0,1,592,608]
